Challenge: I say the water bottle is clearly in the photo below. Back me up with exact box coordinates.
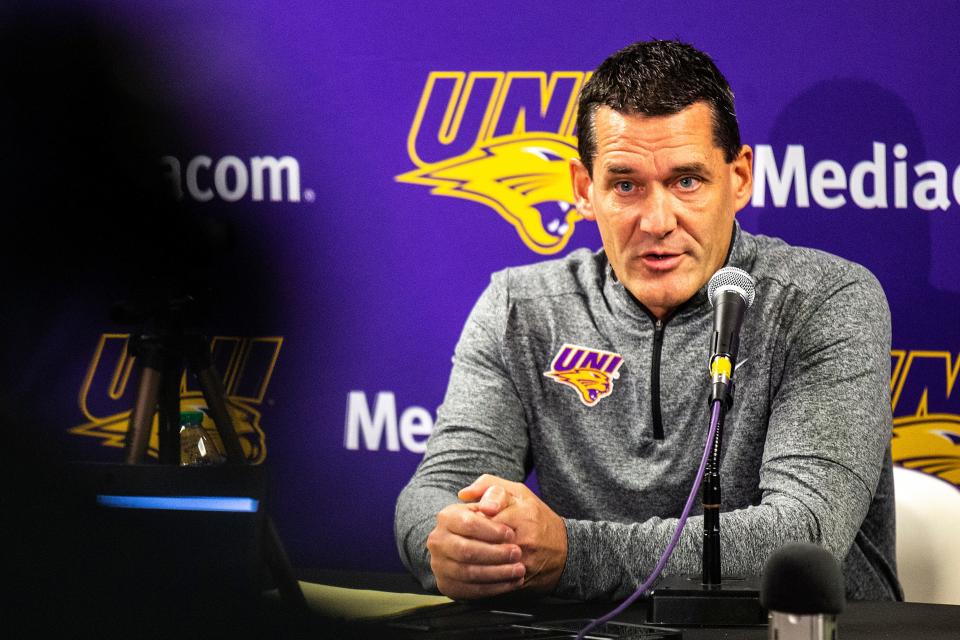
[179,410,225,465]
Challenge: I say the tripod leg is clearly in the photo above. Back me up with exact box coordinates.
[157,352,183,465]
[263,516,308,615]
[123,365,162,464]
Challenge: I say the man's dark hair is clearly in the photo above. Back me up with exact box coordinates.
[576,40,741,175]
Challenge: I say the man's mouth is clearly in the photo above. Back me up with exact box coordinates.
[640,251,684,270]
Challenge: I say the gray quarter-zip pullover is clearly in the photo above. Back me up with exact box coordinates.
[395,224,901,601]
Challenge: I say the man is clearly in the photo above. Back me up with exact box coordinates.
[395,40,901,602]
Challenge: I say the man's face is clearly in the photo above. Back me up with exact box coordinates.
[571,103,753,319]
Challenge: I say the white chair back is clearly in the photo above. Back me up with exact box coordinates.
[894,466,960,604]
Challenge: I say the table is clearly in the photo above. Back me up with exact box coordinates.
[300,570,960,640]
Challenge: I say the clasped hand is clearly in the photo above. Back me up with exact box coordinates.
[426,474,568,600]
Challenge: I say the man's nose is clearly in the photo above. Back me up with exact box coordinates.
[638,188,677,237]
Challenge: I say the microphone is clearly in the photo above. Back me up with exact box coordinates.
[707,266,755,408]
[761,543,845,640]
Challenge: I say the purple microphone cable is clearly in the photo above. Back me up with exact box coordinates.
[574,399,722,640]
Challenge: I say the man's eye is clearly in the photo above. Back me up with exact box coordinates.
[614,181,634,193]
[676,176,701,191]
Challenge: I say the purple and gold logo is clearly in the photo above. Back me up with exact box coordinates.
[544,343,624,407]
[69,333,282,463]
[397,71,590,254]
[890,349,960,489]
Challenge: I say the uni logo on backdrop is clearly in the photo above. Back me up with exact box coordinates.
[890,350,960,490]
[397,72,589,254]
[69,334,283,462]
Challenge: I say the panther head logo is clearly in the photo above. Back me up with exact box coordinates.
[396,133,581,254]
[545,368,614,407]
[892,413,960,489]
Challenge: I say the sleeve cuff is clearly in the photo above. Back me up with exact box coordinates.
[554,518,593,599]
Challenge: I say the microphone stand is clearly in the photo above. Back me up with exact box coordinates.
[702,359,735,587]
[647,335,765,626]
[701,399,724,586]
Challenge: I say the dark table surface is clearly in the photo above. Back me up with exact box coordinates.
[299,570,960,640]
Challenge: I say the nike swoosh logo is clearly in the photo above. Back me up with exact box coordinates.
[735,357,749,371]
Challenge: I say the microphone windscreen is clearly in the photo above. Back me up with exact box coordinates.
[708,266,756,309]
[760,543,846,614]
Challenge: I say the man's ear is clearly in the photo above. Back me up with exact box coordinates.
[731,144,753,213]
[570,158,596,221]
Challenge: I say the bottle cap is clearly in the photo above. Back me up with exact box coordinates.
[179,410,205,426]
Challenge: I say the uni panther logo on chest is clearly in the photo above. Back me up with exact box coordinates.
[544,343,624,407]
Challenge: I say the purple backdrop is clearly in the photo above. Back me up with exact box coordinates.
[8,1,960,574]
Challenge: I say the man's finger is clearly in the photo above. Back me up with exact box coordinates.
[432,534,521,566]
[476,484,511,516]
[438,558,526,585]
[436,576,524,601]
[437,504,515,543]
[458,473,525,503]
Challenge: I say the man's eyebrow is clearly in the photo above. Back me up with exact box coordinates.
[670,162,711,176]
[601,162,714,177]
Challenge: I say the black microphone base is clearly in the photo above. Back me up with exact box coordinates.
[647,574,766,627]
